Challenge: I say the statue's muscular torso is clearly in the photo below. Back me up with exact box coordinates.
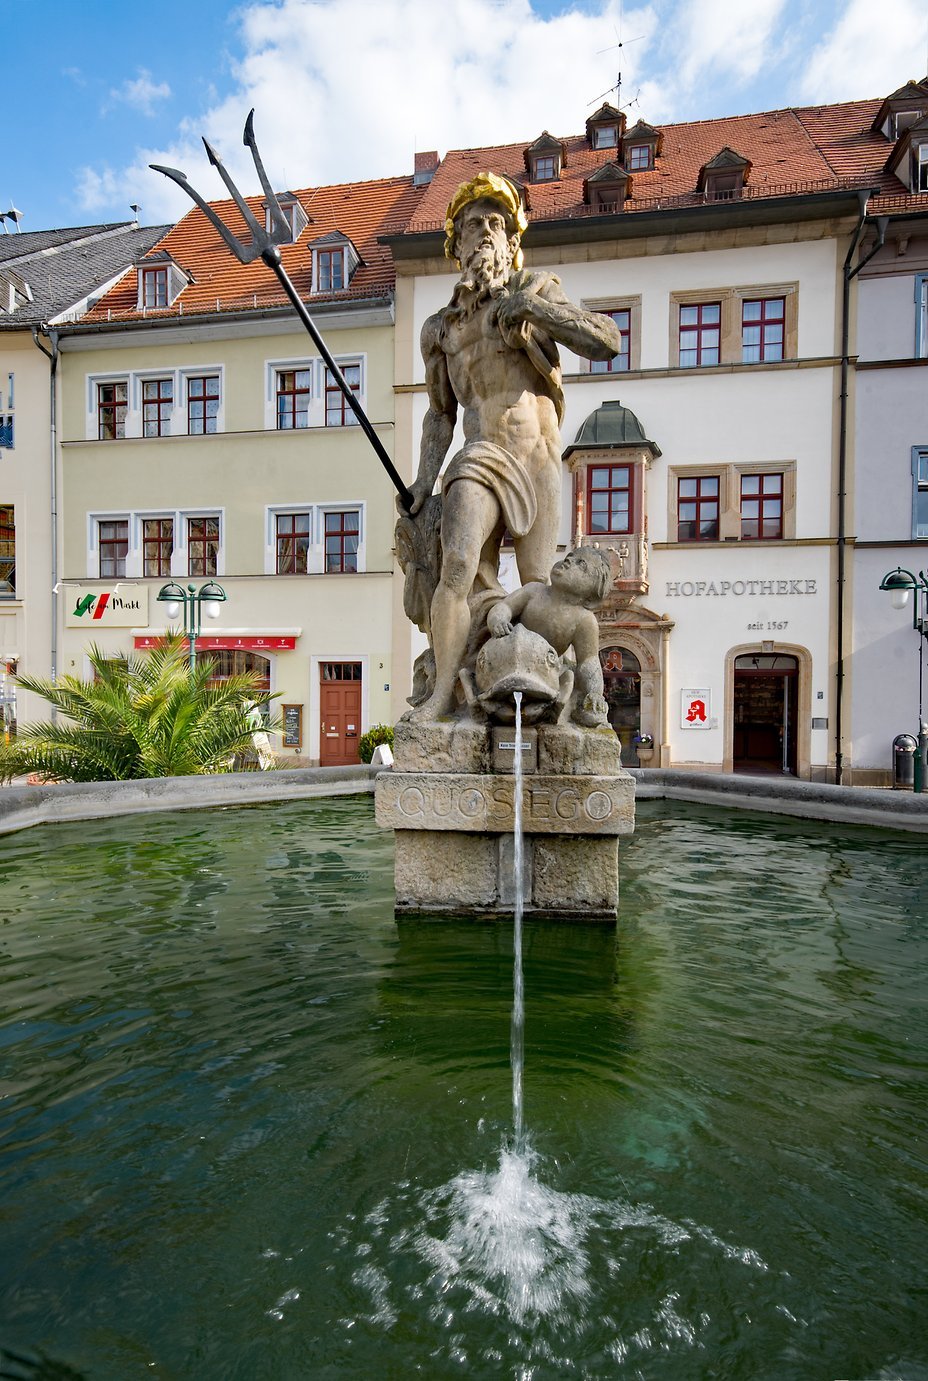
[435,286,562,477]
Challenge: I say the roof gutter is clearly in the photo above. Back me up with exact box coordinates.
[31,325,60,715]
[835,191,888,784]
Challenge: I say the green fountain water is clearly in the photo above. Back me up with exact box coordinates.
[0,795,925,1379]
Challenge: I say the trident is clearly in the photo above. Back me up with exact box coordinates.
[151,112,413,509]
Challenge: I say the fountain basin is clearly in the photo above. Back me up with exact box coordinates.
[0,794,925,1378]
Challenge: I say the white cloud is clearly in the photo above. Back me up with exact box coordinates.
[76,0,659,222]
[109,69,172,117]
[661,0,789,98]
[799,0,927,103]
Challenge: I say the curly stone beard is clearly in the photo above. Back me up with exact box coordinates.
[458,239,513,297]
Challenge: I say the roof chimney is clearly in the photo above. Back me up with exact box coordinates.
[414,151,439,186]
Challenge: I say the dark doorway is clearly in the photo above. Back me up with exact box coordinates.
[601,646,641,766]
[733,654,798,775]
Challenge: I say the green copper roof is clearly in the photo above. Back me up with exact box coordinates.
[564,400,661,457]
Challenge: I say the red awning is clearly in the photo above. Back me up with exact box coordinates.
[134,635,297,651]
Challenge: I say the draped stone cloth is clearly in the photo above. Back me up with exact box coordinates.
[442,439,537,538]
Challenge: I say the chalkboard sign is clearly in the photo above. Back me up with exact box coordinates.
[282,703,303,748]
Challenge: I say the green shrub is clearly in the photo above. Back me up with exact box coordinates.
[358,723,394,763]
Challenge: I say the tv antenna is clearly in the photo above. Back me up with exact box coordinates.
[589,8,645,111]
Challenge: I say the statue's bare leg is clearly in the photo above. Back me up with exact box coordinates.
[408,481,500,720]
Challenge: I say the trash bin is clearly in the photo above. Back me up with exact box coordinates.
[892,733,917,790]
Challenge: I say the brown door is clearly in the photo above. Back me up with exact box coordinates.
[319,662,362,766]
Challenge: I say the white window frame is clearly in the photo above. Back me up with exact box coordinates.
[913,447,928,539]
[85,367,225,440]
[88,512,132,580]
[264,357,366,430]
[132,511,176,579]
[180,366,224,436]
[264,199,308,243]
[264,502,366,574]
[916,274,928,359]
[0,371,13,450]
[323,358,364,427]
[136,261,188,310]
[179,509,224,579]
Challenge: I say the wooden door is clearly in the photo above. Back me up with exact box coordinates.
[319,662,362,766]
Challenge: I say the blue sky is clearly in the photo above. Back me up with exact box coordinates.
[4,0,927,233]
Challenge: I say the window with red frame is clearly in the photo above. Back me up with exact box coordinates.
[99,519,129,577]
[325,364,361,426]
[142,268,168,308]
[591,309,631,373]
[679,302,721,367]
[142,378,173,437]
[276,369,311,429]
[316,249,344,292]
[677,476,720,540]
[627,144,652,171]
[276,512,311,574]
[588,464,633,534]
[143,517,174,576]
[187,516,219,576]
[324,510,360,572]
[532,155,557,181]
[742,298,785,363]
[187,375,220,434]
[740,473,783,539]
[98,381,127,440]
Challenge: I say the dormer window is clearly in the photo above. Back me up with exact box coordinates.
[586,103,624,151]
[698,147,751,202]
[309,231,361,295]
[524,131,565,183]
[137,253,190,310]
[584,163,631,213]
[142,267,168,308]
[885,115,928,193]
[264,195,308,244]
[872,80,928,141]
[317,248,344,291]
[622,121,662,174]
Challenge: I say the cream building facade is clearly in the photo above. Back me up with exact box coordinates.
[56,175,423,765]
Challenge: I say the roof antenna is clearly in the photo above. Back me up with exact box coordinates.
[588,4,645,109]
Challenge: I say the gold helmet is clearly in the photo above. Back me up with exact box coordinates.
[444,171,528,270]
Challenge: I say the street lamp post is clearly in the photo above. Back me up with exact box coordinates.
[879,566,928,792]
[156,580,227,670]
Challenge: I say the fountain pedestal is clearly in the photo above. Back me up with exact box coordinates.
[375,721,635,922]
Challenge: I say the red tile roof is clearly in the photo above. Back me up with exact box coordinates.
[85,173,425,324]
[406,97,926,235]
[82,90,928,328]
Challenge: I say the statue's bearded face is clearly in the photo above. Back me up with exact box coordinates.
[454,198,515,292]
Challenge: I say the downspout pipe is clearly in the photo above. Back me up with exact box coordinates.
[836,194,887,784]
[31,325,60,713]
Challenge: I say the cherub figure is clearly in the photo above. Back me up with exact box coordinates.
[485,546,613,727]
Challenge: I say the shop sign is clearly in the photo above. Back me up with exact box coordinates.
[665,578,817,598]
[133,634,297,651]
[681,688,711,728]
[66,587,149,627]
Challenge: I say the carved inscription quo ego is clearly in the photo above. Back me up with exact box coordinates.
[375,773,634,836]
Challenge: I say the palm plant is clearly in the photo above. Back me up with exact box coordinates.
[0,635,280,783]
